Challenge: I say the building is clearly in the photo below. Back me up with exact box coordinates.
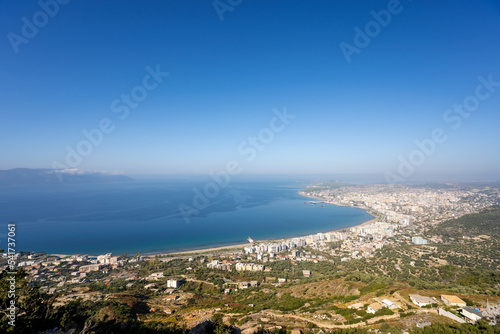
[348,302,364,309]
[367,302,383,314]
[165,295,178,301]
[441,295,466,307]
[461,307,483,323]
[146,272,164,281]
[382,299,398,309]
[409,294,436,307]
[302,270,311,277]
[97,253,120,264]
[412,236,428,245]
[79,264,103,273]
[167,279,180,288]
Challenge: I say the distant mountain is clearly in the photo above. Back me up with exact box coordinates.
[0,168,132,186]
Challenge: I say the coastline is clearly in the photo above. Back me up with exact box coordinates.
[47,188,377,258]
[158,190,376,257]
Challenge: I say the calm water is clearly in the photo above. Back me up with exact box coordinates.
[0,177,372,255]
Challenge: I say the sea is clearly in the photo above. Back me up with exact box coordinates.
[0,176,373,255]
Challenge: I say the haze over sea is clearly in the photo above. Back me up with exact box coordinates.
[0,177,372,255]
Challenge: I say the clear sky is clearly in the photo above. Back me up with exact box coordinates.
[1,0,499,181]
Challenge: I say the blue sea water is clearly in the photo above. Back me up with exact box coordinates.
[0,177,372,255]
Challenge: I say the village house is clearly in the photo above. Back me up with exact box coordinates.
[441,295,466,307]
[367,302,384,314]
[409,294,436,307]
[146,272,164,281]
[381,299,399,309]
[165,295,178,302]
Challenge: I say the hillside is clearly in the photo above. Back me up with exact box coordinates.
[430,205,500,239]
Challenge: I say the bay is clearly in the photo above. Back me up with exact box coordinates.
[0,177,372,255]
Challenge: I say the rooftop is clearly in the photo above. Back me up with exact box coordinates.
[442,295,466,304]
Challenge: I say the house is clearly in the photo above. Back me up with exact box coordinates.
[265,277,276,283]
[146,272,164,281]
[382,299,398,309]
[348,302,364,309]
[278,278,286,284]
[409,294,435,307]
[367,302,384,314]
[71,277,84,284]
[302,270,311,277]
[461,307,483,323]
[239,282,249,289]
[164,309,174,314]
[250,280,259,287]
[165,295,178,301]
[224,289,231,294]
[441,295,466,307]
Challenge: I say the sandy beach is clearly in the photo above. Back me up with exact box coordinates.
[159,243,250,256]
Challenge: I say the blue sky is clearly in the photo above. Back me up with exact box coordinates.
[1,0,500,181]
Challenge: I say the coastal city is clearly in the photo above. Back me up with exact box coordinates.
[2,182,500,333]
[3,0,500,332]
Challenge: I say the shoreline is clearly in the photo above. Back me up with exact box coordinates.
[47,189,377,258]
[153,191,376,257]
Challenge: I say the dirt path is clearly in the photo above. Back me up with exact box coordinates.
[265,311,401,329]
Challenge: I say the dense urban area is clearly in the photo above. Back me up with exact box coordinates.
[2,182,500,333]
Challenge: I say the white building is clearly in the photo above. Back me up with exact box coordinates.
[412,236,428,245]
[461,307,483,323]
[409,294,435,307]
[382,299,398,309]
[167,279,180,288]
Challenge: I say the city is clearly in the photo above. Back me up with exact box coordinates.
[2,182,500,332]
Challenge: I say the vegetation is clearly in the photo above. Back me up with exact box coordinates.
[3,207,500,332]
